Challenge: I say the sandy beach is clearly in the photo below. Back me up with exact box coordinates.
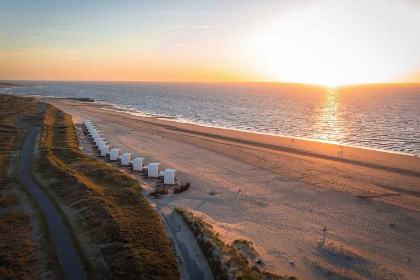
[45,98,420,280]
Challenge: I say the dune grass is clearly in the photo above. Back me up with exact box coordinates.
[309,258,364,280]
[0,94,41,279]
[175,207,296,280]
[319,240,365,261]
[33,104,179,279]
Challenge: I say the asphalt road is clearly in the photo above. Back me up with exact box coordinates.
[164,211,206,280]
[17,113,87,280]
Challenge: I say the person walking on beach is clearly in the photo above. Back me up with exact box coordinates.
[323,227,328,243]
[339,146,344,158]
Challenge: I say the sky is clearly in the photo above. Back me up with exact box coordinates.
[0,0,419,86]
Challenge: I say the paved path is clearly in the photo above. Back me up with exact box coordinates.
[17,110,87,280]
[161,207,214,280]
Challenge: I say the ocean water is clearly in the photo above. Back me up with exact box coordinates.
[4,81,420,156]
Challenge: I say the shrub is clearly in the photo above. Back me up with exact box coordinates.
[173,182,191,194]
[151,188,169,196]
[175,207,296,280]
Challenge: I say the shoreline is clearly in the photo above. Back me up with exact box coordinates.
[52,96,420,175]
[101,104,419,157]
[99,106,420,174]
[35,96,420,279]
[5,92,420,157]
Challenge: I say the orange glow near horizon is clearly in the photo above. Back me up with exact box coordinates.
[1,0,419,86]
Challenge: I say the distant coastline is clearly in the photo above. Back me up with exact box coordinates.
[0,81,30,88]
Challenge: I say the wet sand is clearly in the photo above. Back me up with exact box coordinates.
[45,98,420,280]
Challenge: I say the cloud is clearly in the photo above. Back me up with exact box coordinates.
[3,46,34,50]
[23,35,41,39]
[402,0,420,10]
[191,25,211,29]
[164,24,212,30]
[170,43,199,47]
[47,29,88,35]
[228,38,253,44]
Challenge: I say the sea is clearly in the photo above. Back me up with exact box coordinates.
[3,81,420,156]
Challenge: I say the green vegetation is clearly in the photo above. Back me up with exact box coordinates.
[33,104,180,279]
[0,94,41,279]
[175,207,296,280]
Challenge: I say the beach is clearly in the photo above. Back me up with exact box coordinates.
[46,97,420,280]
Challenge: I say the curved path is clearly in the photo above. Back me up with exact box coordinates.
[17,108,87,280]
[160,207,214,280]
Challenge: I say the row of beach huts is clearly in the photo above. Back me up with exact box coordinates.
[82,120,177,185]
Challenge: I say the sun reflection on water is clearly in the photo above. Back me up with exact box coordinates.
[315,89,343,142]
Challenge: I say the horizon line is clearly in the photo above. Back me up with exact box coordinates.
[2,79,420,88]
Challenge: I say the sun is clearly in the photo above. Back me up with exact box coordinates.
[254,0,420,86]
[256,30,345,86]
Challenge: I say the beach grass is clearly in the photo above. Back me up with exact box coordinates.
[0,94,41,279]
[319,240,365,261]
[175,207,296,280]
[308,258,364,280]
[32,103,180,279]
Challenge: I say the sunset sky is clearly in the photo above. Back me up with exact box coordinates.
[1,0,419,86]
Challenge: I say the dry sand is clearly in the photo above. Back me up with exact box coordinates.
[45,98,419,280]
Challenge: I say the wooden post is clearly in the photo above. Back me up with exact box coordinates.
[323,227,327,243]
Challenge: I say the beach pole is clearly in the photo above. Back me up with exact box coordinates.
[323,227,327,243]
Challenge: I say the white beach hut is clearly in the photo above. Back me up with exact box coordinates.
[94,137,106,145]
[100,145,110,157]
[86,123,94,130]
[110,149,121,161]
[120,153,132,166]
[132,158,145,171]
[148,163,160,177]
[164,169,176,185]
[92,134,99,141]
[96,141,107,151]
[88,129,96,136]
[95,138,106,145]
[90,131,100,138]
